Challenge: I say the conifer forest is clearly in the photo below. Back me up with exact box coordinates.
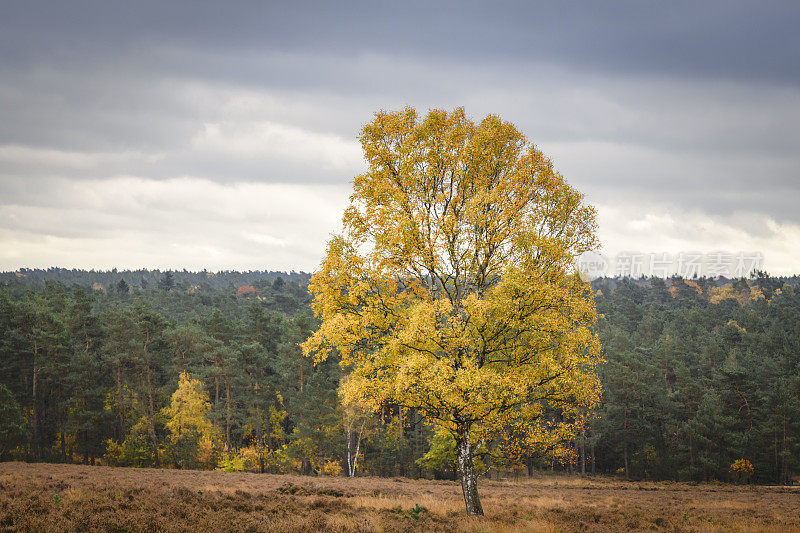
[2,269,797,485]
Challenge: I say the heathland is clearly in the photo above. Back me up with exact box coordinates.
[2,462,799,532]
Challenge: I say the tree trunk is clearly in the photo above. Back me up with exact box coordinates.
[266,411,273,452]
[456,424,484,516]
[580,429,586,477]
[568,445,574,475]
[145,363,160,467]
[346,427,354,477]
[224,374,232,451]
[256,406,265,473]
[346,423,363,477]
[32,355,39,458]
[413,408,421,478]
[351,433,361,477]
[623,441,629,481]
[774,427,779,483]
[623,404,629,480]
[782,417,787,484]
[116,362,125,440]
[396,407,403,476]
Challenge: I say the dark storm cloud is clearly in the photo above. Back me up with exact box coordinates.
[2,1,799,84]
[2,0,798,161]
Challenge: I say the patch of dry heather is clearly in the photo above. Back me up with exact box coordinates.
[1,462,799,532]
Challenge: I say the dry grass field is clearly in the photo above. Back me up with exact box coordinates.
[1,462,799,532]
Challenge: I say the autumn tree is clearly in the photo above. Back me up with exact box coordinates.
[162,372,217,469]
[303,108,602,515]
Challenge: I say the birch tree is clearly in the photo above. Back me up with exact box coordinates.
[303,107,602,515]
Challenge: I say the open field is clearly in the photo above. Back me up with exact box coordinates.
[1,463,799,532]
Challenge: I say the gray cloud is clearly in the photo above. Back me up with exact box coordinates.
[1,1,799,271]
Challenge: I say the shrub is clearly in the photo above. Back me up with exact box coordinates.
[216,452,246,472]
[730,459,754,483]
[323,460,343,476]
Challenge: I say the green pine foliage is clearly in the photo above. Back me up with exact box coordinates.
[0,270,798,484]
[591,276,800,483]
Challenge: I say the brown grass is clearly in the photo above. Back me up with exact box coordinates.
[1,462,798,532]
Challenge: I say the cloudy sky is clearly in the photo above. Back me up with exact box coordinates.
[1,1,798,275]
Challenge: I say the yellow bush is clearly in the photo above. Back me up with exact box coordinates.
[730,459,754,482]
[197,435,220,470]
[323,460,343,476]
[216,452,246,472]
[235,446,262,471]
[102,439,124,466]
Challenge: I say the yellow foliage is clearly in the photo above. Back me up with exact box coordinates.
[196,435,218,469]
[324,461,343,476]
[685,280,702,294]
[750,285,764,300]
[303,107,602,481]
[708,283,737,304]
[232,444,294,473]
[162,372,220,468]
[730,458,754,475]
[216,452,246,472]
[235,446,262,470]
[162,372,215,443]
[730,458,754,483]
[670,279,702,298]
[102,438,124,466]
[709,282,765,305]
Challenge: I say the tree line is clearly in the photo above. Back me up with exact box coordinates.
[0,270,798,483]
[0,273,433,477]
[590,273,799,483]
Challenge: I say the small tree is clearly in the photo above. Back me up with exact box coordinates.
[730,459,754,484]
[162,372,217,469]
[303,108,602,515]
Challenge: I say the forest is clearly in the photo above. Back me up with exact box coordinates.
[1,269,798,484]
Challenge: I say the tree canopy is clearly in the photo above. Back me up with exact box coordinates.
[303,107,602,515]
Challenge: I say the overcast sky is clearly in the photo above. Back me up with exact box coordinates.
[1,1,799,275]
